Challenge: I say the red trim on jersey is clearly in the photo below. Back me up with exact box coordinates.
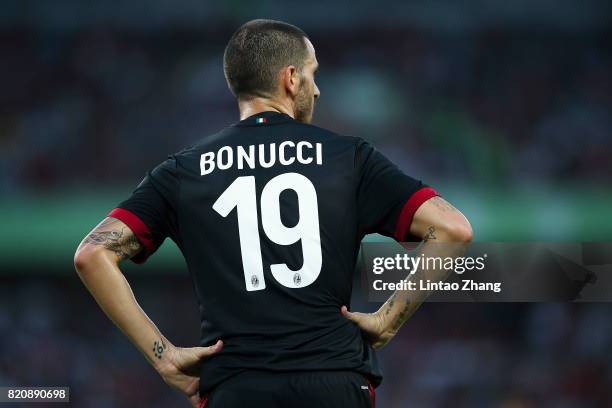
[198,394,209,408]
[393,187,439,241]
[366,378,376,408]
[107,208,157,264]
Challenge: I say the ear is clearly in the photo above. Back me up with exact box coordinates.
[281,65,300,97]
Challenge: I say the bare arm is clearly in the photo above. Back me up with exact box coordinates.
[74,217,221,407]
[342,196,472,349]
[74,217,173,367]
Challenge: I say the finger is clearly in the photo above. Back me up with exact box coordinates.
[189,393,200,408]
[341,306,362,323]
[194,339,223,359]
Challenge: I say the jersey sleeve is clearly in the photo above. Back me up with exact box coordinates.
[108,157,179,263]
[355,139,438,241]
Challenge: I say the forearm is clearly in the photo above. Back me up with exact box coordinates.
[75,251,172,372]
[376,238,468,336]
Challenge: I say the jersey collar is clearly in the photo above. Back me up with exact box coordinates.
[233,111,295,127]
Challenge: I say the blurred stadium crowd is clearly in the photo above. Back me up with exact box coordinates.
[1,1,611,407]
[1,8,611,191]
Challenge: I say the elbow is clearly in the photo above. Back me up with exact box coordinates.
[442,219,473,243]
[74,244,105,274]
[74,247,91,274]
[452,220,473,243]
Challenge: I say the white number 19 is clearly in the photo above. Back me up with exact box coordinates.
[213,173,322,291]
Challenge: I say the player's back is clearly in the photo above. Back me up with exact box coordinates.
[113,110,431,395]
[173,111,378,393]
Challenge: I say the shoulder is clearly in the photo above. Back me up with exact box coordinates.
[294,121,361,142]
[288,123,369,158]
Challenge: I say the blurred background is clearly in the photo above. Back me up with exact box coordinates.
[0,0,611,407]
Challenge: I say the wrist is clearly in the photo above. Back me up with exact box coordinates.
[371,309,389,336]
[373,307,390,332]
[151,340,175,374]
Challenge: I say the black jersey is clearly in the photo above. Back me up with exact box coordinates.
[109,111,438,395]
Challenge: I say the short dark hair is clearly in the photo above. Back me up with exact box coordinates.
[223,19,310,99]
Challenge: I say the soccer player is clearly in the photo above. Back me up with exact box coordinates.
[74,19,472,408]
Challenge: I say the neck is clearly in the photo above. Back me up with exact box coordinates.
[238,97,294,120]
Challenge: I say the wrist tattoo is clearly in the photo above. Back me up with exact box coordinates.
[384,299,394,316]
[384,292,398,316]
[153,339,167,359]
[391,303,411,332]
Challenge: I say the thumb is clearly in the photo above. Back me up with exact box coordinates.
[341,305,363,324]
[194,339,223,360]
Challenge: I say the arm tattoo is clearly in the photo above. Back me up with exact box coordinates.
[423,226,436,241]
[387,261,430,329]
[383,291,414,331]
[391,303,412,332]
[153,339,167,359]
[382,205,453,334]
[84,218,142,260]
[384,294,395,316]
[430,197,457,213]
